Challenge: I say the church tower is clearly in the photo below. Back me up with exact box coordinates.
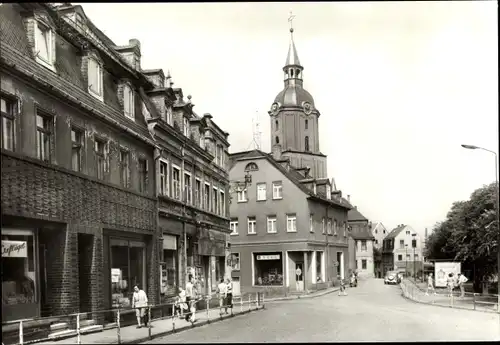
[269,14,328,179]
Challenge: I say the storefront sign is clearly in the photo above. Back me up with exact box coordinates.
[2,240,27,258]
[256,254,280,261]
[162,234,177,250]
[111,268,121,283]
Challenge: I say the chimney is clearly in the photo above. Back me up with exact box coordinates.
[272,144,282,160]
[115,39,142,71]
[347,195,350,202]
[143,69,165,89]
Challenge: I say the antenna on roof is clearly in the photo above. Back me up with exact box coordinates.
[246,110,262,150]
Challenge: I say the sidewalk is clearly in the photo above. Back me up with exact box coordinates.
[35,304,264,345]
[262,285,340,303]
[400,279,499,314]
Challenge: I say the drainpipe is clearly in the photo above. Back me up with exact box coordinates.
[325,202,329,286]
[154,146,162,304]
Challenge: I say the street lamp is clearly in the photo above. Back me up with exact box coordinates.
[405,244,408,278]
[412,234,417,280]
[461,144,499,310]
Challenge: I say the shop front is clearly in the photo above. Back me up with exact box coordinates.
[253,252,284,287]
[160,234,178,303]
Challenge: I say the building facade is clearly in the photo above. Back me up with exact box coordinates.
[381,224,423,277]
[0,3,230,336]
[228,23,352,297]
[347,207,375,278]
[371,222,388,249]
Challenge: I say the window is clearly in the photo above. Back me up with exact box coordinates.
[267,216,277,233]
[272,181,283,199]
[123,84,134,120]
[361,240,367,251]
[237,188,248,202]
[34,21,54,69]
[355,260,358,269]
[343,222,347,237]
[375,239,378,245]
[1,96,15,151]
[245,162,258,171]
[216,145,223,166]
[305,136,309,152]
[183,117,189,137]
[361,259,367,270]
[414,254,419,260]
[172,166,181,200]
[219,190,225,216]
[119,150,130,188]
[322,218,325,234]
[316,251,323,282]
[327,219,332,235]
[406,254,410,260]
[160,239,178,301]
[212,187,218,213]
[199,135,205,149]
[326,185,331,200]
[257,183,266,201]
[305,119,308,130]
[159,161,169,196]
[253,252,283,286]
[275,119,279,130]
[230,253,240,271]
[166,107,173,125]
[230,220,238,235]
[71,127,83,172]
[94,138,106,179]
[195,179,202,207]
[399,240,405,249]
[398,255,403,261]
[286,214,297,232]
[309,215,313,233]
[333,220,337,236]
[412,239,417,248]
[275,136,279,144]
[184,173,192,204]
[383,230,386,234]
[36,112,53,163]
[204,182,210,210]
[406,231,410,235]
[247,217,256,234]
[375,229,378,234]
[138,159,148,193]
[88,58,103,99]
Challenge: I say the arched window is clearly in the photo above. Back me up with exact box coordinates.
[305,119,308,130]
[275,136,280,144]
[275,119,279,130]
[245,162,259,171]
[305,136,309,151]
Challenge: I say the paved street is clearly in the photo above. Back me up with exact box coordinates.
[143,279,500,343]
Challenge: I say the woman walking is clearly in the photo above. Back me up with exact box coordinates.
[425,273,437,296]
[446,273,455,297]
[225,278,233,314]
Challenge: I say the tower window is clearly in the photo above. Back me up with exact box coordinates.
[296,69,301,78]
[305,119,308,130]
[290,69,294,78]
[275,136,279,144]
[305,136,309,152]
[275,119,279,130]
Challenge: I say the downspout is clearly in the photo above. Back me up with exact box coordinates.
[154,145,162,304]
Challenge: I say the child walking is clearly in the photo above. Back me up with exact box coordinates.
[338,275,347,296]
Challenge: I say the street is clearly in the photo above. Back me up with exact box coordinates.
[143,279,500,343]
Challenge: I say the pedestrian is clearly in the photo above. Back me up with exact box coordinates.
[446,273,455,297]
[338,275,347,296]
[225,278,233,314]
[456,273,468,298]
[217,278,227,315]
[174,288,188,318]
[132,285,148,329]
[425,273,437,296]
[185,275,197,322]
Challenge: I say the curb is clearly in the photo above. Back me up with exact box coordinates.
[264,287,341,303]
[122,306,264,344]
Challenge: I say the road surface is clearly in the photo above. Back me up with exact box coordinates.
[143,278,500,342]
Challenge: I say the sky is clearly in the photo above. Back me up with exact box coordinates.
[78,1,498,237]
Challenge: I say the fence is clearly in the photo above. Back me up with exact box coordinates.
[2,293,264,345]
[400,279,499,314]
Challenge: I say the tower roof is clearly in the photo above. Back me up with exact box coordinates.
[285,28,301,67]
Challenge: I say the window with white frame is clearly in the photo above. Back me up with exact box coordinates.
[172,166,181,200]
[322,218,325,234]
[327,219,332,235]
[333,220,338,235]
[361,240,367,251]
[219,190,225,216]
[119,150,130,188]
[230,220,238,235]
[212,186,218,213]
[1,96,15,151]
[204,182,210,210]
[309,215,314,232]
[94,138,106,180]
[257,183,266,201]
[183,117,189,137]
[272,181,283,199]
[34,20,55,69]
[71,127,83,172]
[88,57,103,99]
[159,160,169,196]
[184,173,192,204]
[195,179,201,207]
[237,187,248,202]
[248,217,256,234]
[267,216,277,233]
[286,214,297,232]
[123,84,134,120]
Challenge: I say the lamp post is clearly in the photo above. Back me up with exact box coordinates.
[412,233,417,280]
[461,144,499,309]
[405,244,408,277]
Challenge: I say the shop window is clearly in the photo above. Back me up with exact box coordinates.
[253,252,283,286]
[110,239,146,309]
[160,249,177,301]
[2,230,37,311]
[229,253,240,271]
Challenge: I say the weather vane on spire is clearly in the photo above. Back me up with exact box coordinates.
[288,10,296,33]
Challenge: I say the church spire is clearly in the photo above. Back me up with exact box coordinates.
[283,11,303,86]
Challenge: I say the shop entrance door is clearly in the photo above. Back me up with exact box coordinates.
[39,243,49,317]
[78,234,93,313]
[295,262,304,291]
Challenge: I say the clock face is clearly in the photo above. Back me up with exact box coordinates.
[303,102,312,115]
[271,102,280,115]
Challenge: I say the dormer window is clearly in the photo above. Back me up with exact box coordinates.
[183,117,189,137]
[123,84,134,120]
[166,107,173,125]
[34,21,55,70]
[88,57,103,101]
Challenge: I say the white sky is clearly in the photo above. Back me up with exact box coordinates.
[78,1,498,236]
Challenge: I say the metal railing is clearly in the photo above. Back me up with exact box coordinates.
[2,293,264,345]
[400,279,499,313]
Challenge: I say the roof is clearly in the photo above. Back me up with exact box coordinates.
[348,207,368,222]
[350,227,375,240]
[384,225,407,240]
[229,149,352,210]
[285,30,301,67]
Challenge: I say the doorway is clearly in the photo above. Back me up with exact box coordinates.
[78,234,93,313]
[295,262,304,291]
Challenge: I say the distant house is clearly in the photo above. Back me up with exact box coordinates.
[347,206,375,278]
[382,224,424,277]
[371,222,388,249]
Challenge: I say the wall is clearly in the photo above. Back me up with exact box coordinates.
[354,239,375,278]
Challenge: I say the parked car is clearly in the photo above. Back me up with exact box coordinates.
[384,270,400,285]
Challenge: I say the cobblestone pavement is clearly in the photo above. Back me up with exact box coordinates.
[143,279,500,343]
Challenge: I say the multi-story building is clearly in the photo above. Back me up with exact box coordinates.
[347,206,375,278]
[0,3,230,338]
[228,22,352,297]
[381,224,423,277]
[371,222,388,249]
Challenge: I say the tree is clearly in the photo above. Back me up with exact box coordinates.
[425,182,498,292]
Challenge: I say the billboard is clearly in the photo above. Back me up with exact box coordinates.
[434,262,461,287]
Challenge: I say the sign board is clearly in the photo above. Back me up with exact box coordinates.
[256,254,280,261]
[162,234,177,250]
[434,262,461,288]
[2,240,28,258]
[111,268,121,283]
